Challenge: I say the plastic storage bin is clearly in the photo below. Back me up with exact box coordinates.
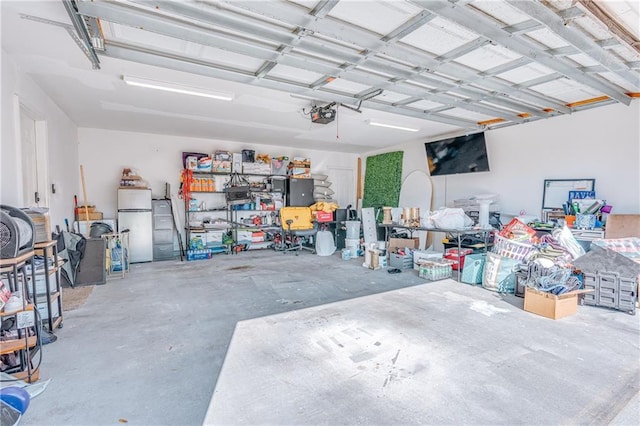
[582,271,637,315]
[389,252,413,269]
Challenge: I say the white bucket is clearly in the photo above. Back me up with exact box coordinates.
[345,221,360,239]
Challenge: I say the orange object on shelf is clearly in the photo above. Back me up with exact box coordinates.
[565,215,576,227]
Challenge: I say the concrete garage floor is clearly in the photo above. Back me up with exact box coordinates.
[20,250,639,425]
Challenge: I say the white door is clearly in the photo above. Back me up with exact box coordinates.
[20,105,48,207]
[327,166,355,209]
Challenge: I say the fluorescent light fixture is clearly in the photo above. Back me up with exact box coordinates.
[366,119,419,132]
[122,76,234,101]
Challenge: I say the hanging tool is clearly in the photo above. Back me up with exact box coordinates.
[79,165,90,236]
[65,218,70,232]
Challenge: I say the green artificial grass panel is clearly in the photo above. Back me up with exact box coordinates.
[362,151,403,210]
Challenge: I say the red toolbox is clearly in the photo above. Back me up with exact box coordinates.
[444,248,473,270]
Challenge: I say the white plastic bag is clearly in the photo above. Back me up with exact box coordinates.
[315,230,336,256]
[552,225,586,260]
[429,208,474,229]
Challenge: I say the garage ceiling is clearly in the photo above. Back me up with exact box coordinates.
[2,0,639,153]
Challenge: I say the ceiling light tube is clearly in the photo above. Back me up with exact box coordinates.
[122,76,234,101]
[366,119,419,132]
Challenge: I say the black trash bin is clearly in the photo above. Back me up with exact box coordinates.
[89,222,113,238]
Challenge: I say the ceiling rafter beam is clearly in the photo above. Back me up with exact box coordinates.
[545,46,580,57]
[81,0,571,117]
[434,38,491,63]
[309,0,339,18]
[401,73,547,116]
[480,57,532,77]
[309,76,336,89]
[576,0,640,54]
[75,0,283,61]
[425,105,455,114]
[517,73,566,89]
[215,0,573,113]
[381,10,436,43]
[320,51,554,117]
[579,65,607,74]
[335,66,529,122]
[410,0,632,105]
[596,38,621,49]
[96,0,528,119]
[557,6,585,21]
[103,40,481,129]
[506,0,639,88]
[502,19,544,35]
[255,61,277,78]
[309,49,377,90]
[392,96,423,106]
[627,61,640,70]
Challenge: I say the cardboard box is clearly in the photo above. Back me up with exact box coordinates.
[75,211,103,220]
[205,231,225,248]
[76,205,96,213]
[24,273,56,296]
[213,160,231,173]
[251,231,265,242]
[288,158,311,178]
[23,209,51,243]
[523,287,592,320]
[236,230,253,242]
[388,237,420,252]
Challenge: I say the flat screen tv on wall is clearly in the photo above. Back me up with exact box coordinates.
[425,132,490,176]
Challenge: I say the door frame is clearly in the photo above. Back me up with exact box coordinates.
[327,166,356,209]
[14,95,49,207]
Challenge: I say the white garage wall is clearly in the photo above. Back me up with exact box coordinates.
[366,101,640,219]
[77,128,359,220]
[1,50,79,229]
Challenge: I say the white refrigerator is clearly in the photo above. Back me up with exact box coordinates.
[117,189,153,263]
